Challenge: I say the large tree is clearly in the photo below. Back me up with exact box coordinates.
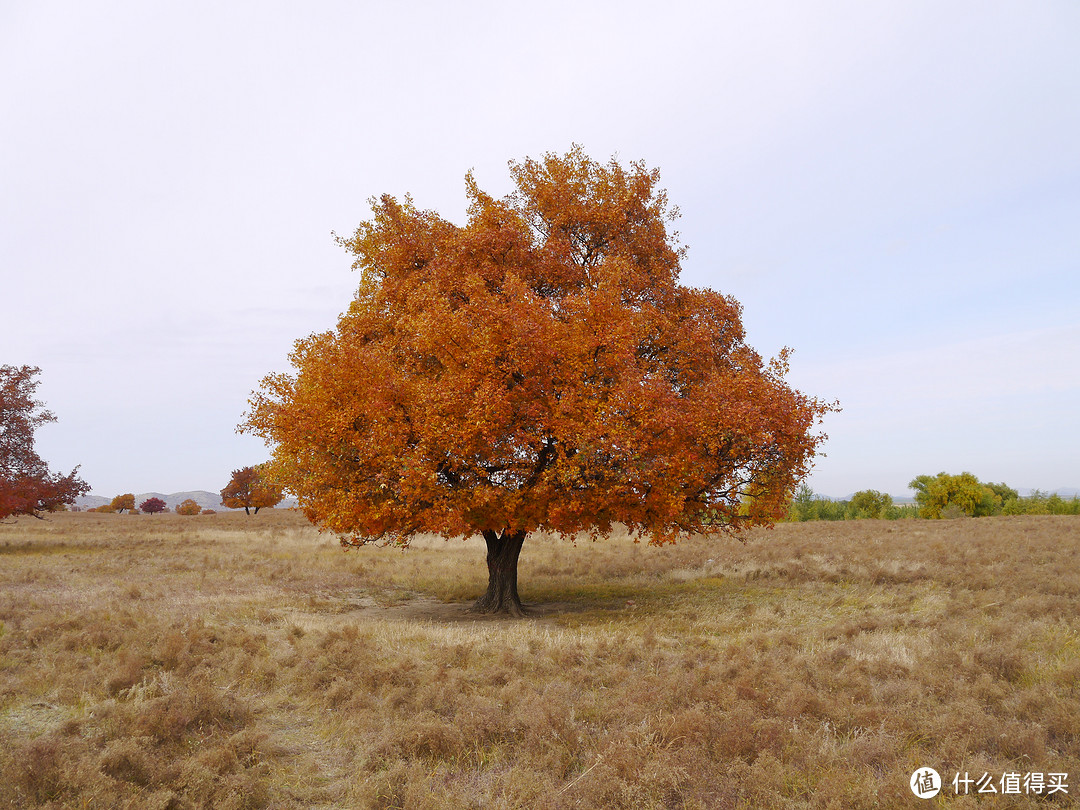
[243,148,835,615]
[0,365,89,520]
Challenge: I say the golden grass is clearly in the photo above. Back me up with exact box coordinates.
[0,511,1078,807]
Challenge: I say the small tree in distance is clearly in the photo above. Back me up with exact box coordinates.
[243,147,836,616]
[220,465,284,515]
[849,490,893,519]
[110,493,136,514]
[909,472,1001,518]
[176,498,201,516]
[140,497,166,515]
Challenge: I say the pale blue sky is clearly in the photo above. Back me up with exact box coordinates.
[2,1,1077,499]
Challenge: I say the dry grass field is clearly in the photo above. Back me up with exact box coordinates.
[0,511,1077,808]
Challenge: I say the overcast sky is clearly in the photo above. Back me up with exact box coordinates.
[3,1,1078,500]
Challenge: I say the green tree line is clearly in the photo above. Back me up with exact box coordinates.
[786,472,1080,522]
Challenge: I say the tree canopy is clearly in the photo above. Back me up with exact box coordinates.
[0,365,89,520]
[220,465,284,515]
[176,498,201,516]
[140,497,166,515]
[110,493,136,514]
[243,147,835,614]
[909,472,1004,518]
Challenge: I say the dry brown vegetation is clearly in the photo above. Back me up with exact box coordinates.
[0,511,1077,808]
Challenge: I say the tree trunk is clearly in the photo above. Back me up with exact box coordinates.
[472,529,527,616]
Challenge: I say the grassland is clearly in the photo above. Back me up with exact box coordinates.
[0,511,1077,808]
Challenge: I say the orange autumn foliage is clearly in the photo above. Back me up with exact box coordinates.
[175,498,201,516]
[243,147,836,614]
[219,465,283,515]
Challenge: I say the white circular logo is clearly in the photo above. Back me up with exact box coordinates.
[910,767,941,798]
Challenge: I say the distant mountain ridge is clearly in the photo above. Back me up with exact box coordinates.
[75,490,298,512]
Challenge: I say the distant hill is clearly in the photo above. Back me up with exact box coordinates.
[75,490,297,512]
